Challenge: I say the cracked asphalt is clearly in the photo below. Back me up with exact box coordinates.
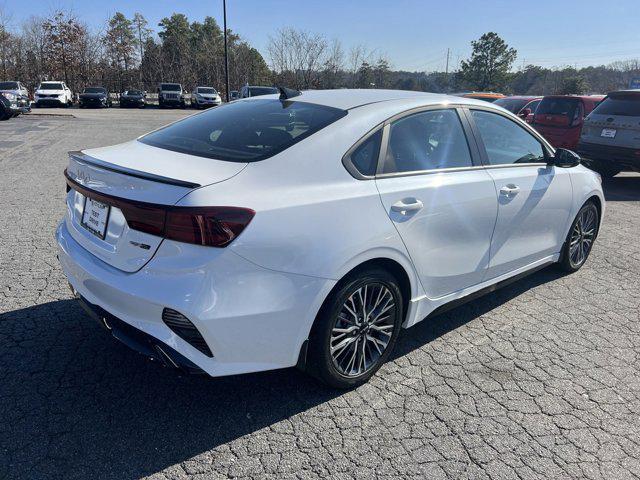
[1,109,639,480]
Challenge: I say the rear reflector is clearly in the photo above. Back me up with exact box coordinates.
[65,169,254,247]
[162,308,213,357]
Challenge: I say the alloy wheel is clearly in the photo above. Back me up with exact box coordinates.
[330,283,396,378]
[569,206,597,267]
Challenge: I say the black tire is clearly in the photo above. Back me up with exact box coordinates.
[0,108,11,120]
[306,267,404,389]
[558,201,599,273]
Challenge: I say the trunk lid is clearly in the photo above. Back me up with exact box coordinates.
[581,93,640,149]
[64,141,247,272]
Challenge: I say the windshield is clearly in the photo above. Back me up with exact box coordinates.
[197,87,216,94]
[537,97,580,117]
[494,98,531,113]
[249,87,278,97]
[591,94,640,117]
[0,82,18,90]
[39,83,63,90]
[139,99,347,162]
[84,87,106,93]
[125,90,143,95]
[160,84,181,91]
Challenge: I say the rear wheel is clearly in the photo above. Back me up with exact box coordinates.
[306,268,404,389]
[559,201,599,272]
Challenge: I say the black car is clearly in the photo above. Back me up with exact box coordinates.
[79,87,111,108]
[0,92,20,120]
[119,89,146,108]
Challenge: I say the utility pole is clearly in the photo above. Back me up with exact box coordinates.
[223,0,230,102]
[445,48,450,92]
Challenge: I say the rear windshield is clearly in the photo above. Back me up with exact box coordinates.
[197,87,216,94]
[494,98,530,113]
[249,87,278,97]
[84,87,106,93]
[591,94,640,117]
[139,99,347,162]
[40,83,63,90]
[537,97,579,117]
[0,81,18,90]
[160,84,181,91]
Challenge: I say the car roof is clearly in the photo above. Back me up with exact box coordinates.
[246,89,492,111]
[607,89,640,96]
[499,95,541,100]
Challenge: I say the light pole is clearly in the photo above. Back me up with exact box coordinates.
[223,0,230,102]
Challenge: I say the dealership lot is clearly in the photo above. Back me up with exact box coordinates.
[1,109,640,479]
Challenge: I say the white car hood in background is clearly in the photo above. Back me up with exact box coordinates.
[82,139,248,188]
[36,89,64,95]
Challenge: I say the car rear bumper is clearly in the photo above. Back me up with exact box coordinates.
[577,142,640,171]
[55,220,334,377]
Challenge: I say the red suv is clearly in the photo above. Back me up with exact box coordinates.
[532,95,604,149]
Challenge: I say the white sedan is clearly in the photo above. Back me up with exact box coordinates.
[56,89,604,388]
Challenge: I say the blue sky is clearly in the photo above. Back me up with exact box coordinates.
[7,0,640,71]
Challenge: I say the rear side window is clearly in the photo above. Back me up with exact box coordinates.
[140,99,347,162]
[591,95,640,116]
[471,110,545,165]
[348,129,382,176]
[382,109,472,174]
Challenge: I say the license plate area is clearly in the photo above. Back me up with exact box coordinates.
[81,196,111,239]
[601,128,617,138]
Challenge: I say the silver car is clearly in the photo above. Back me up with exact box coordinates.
[578,90,640,177]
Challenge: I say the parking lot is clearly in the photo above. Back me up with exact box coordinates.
[1,108,640,479]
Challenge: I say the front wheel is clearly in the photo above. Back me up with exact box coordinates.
[306,268,404,389]
[558,201,599,272]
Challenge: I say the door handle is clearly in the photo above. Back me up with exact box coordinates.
[391,198,424,214]
[499,184,520,197]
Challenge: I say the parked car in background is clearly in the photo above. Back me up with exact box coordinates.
[0,81,30,114]
[230,90,239,101]
[158,83,186,108]
[458,92,505,102]
[191,86,222,109]
[57,89,604,388]
[532,95,604,150]
[79,86,111,108]
[239,85,279,98]
[34,81,73,107]
[0,91,21,119]
[494,96,541,122]
[119,89,147,108]
[578,90,640,177]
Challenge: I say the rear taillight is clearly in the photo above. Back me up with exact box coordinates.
[164,207,254,247]
[65,170,254,247]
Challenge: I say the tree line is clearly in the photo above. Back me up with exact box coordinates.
[0,8,637,97]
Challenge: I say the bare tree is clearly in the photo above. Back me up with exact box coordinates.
[268,27,327,89]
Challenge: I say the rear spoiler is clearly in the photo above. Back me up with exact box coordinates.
[68,151,201,189]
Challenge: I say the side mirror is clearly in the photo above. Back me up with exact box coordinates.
[550,148,581,168]
[519,108,532,118]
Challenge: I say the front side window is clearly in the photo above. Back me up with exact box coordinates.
[382,109,473,174]
[471,110,545,165]
[523,99,540,113]
[140,99,347,162]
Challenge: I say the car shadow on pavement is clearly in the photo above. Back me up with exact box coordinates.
[602,173,640,202]
[1,265,568,479]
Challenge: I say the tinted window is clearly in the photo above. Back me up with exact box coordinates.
[349,129,382,176]
[249,87,278,97]
[125,90,143,95]
[494,98,530,113]
[84,87,106,93]
[591,94,640,116]
[160,84,181,91]
[383,109,472,174]
[524,99,540,113]
[537,97,579,116]
[471,110,545,165]
[140,99,347,162]
[197,87,216,94]
[39,83,63,90]
[0,82,18,90]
